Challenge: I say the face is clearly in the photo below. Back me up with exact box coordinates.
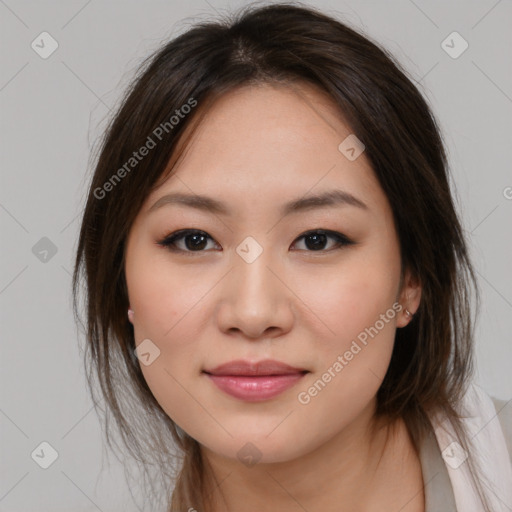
[124,82,420,465]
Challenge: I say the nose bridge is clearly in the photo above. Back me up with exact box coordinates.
[233,241,280,309]
[216,239,293,338]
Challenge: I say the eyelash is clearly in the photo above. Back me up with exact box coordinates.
[156,229,355,255]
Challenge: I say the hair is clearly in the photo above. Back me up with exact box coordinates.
[72,2,489,511]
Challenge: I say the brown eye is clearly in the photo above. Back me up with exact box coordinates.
[158,230,219,253]
[157,228,354,254]
[291,230,354,252]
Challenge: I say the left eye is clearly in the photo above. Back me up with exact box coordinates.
[292,230,354,251]
[157,229,354,254]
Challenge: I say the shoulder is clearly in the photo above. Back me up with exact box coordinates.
[491,395,512,463]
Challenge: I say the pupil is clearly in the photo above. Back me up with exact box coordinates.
[306,233,326,250]
[186,234,207,250]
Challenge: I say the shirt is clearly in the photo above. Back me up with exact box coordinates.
[421,396,512,511]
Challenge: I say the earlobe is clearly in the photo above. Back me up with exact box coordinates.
[397,304,418,328]
[397,270,422,328]
[128,308,134,323]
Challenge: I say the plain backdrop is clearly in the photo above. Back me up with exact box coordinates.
[1,0,511,510]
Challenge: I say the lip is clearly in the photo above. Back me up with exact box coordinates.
[203,359,309,402]
[204,359,307,376]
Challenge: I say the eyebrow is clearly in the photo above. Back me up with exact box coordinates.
[148,189,368,216]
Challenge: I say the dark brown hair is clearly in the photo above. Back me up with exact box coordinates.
[72,2,488,510]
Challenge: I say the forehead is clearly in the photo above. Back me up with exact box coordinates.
[143,82,386,219]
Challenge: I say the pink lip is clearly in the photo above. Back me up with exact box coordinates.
[203,359,308,402]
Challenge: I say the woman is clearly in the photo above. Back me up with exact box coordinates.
[72,3,512,511]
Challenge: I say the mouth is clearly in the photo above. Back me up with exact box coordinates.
[202,359,309,402]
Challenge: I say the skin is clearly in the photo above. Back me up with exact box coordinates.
[124,82,423,511]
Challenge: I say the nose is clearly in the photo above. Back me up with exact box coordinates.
[215,250,294,340]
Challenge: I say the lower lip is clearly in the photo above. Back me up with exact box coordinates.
[204,372,306,401]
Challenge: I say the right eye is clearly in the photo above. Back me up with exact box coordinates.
[157,229,220,254]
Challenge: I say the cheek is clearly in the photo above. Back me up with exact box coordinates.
[127,249,206,343]
[292,244,400,431]
[297,250,400,355]
[126,253,208,430]
[126,249,215,401]
[295,275,399,440]
[138,355,202,442]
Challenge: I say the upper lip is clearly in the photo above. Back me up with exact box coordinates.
[203,359,308,376]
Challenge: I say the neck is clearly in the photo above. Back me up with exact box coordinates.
[199,399,424,512]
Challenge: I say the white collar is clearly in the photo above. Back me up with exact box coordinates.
[429,382,512,511]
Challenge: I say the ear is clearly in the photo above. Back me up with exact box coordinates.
[128,308,134,323]
[396,268,421,328]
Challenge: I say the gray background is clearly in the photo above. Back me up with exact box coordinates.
[1,0,511,510]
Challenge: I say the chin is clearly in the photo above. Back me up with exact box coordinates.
[197,429,315,467]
